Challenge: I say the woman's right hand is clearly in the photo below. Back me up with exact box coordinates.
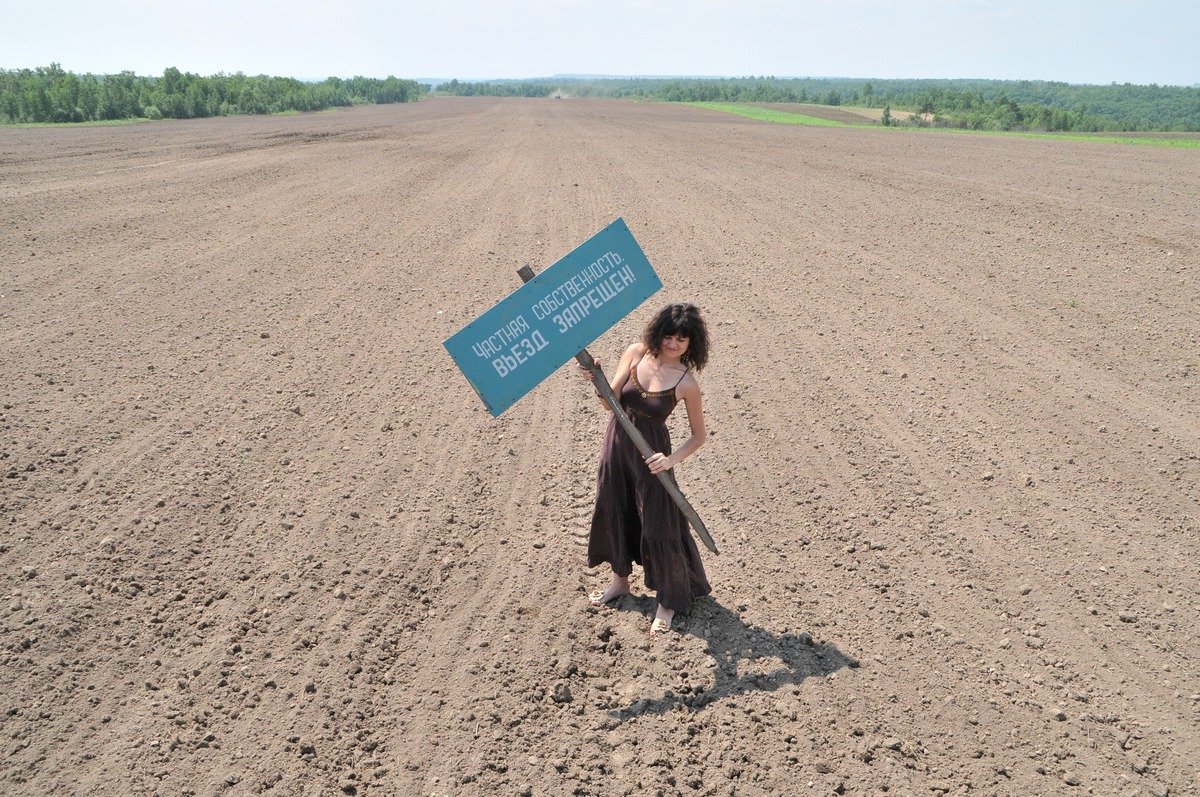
[577,358,599,383]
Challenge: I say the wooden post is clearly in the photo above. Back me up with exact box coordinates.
[518,265,718,554]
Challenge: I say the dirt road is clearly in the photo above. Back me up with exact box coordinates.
[2,98,1198,796]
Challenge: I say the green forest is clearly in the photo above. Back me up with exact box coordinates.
[437,76,1200,132]
[0,64,424,124]
[4,66,1198,131]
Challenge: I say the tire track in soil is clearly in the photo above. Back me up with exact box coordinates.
[366,104,652,794]
[230,109,588,794]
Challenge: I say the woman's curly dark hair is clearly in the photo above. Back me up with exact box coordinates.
[642,302,709,372]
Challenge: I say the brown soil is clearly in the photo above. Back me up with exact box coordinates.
[2,98,1198,797]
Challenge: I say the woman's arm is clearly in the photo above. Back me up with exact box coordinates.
[645,373,706,474]
[579,343,642,412]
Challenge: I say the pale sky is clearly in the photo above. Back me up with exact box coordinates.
[3,0,1197,86]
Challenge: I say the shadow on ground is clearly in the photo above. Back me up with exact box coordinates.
[604,596,858,720]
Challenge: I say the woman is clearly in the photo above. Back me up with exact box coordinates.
[579,302,711,635]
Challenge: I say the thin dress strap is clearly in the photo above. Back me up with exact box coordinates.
[671,365,690,390]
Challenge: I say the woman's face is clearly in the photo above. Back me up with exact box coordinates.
[661,333,690,360]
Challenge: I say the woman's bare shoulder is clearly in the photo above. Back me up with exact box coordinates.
[625,342,647,358]
[678,370,701,394]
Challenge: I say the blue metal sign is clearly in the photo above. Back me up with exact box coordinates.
[444,218,662,416]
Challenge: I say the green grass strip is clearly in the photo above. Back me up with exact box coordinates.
[1010,132,1200,148]
[685,101,1200,148]
[7,117,157,129]
[687,101,848,127]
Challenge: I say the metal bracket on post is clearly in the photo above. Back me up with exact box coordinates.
[518,264,717,554]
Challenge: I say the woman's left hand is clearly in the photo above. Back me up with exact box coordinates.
[645,452,674,474]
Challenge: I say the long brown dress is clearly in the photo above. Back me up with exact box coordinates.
[588,354,711,613]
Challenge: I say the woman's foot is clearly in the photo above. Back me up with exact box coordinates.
[588,575,631,606]
[650,604,675,635]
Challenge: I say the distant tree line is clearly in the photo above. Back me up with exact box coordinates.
[436,78,561,98]
[0,64,425,124]
[9,66,1194,131]
[432,76,1200,132]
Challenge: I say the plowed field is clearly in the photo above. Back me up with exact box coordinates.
[2,97,1198,797]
